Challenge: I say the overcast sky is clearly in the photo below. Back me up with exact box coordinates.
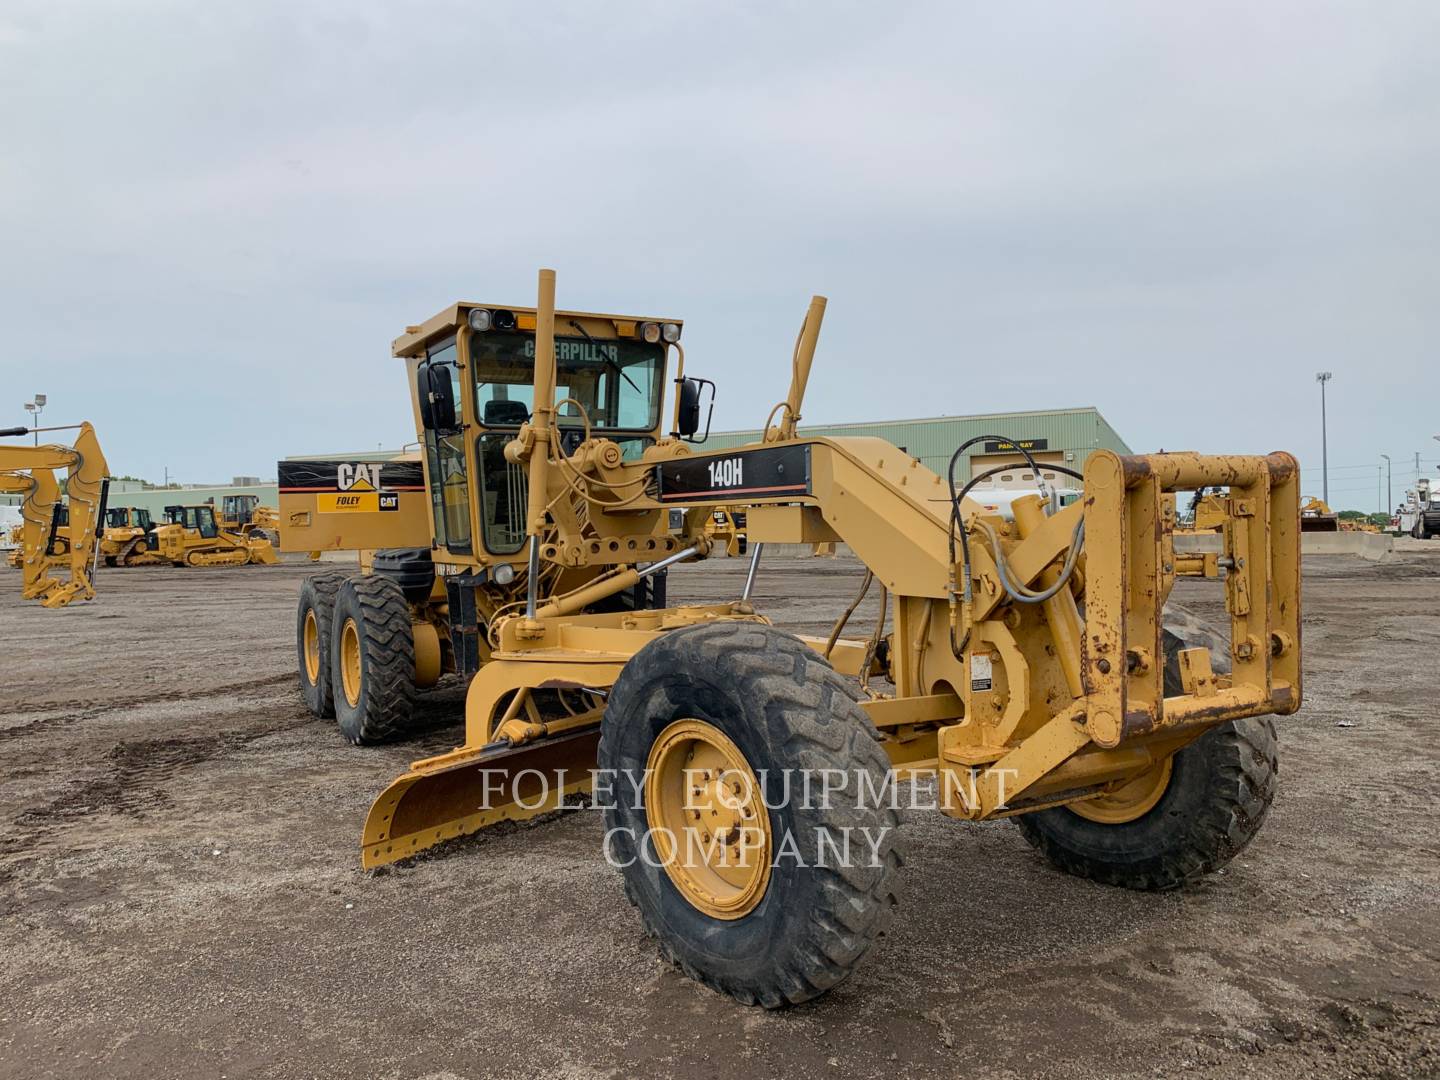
[2,1,1436,509]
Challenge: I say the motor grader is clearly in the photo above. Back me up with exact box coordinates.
[0,423,109,607]
[281,270,1301,1008]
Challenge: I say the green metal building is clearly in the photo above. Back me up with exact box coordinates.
[703,406,1130,488]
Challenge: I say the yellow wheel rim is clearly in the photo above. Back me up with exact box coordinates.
[644,719,771,920]
[1070,756,1174,824]
[340,618,362,708]
[303,609,321,684]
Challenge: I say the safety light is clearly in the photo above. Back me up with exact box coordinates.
[661,322,681,343]
[640,322,661,344]
[492,309,517,331]
[492,562,516,585]
[467,308,492,332]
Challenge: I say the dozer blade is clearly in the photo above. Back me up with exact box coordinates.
[361,728,601,869]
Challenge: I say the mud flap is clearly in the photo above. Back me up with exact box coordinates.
[361,728,601,869]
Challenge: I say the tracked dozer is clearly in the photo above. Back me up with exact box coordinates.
[285,271,1303,1007]
[98,503,274,567]
[0,423,110,607]
[215,494,280,544]
[153,504,279,567]
[99,506,157,566]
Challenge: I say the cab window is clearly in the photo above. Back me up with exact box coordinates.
[419,339,473,554]
[471,331,664,435]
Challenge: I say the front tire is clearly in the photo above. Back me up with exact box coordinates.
[1015,605,1278,890]
[599,622,903,1008]
[331,575,417,745]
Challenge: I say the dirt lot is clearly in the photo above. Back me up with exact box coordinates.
[1,552,1437,1079]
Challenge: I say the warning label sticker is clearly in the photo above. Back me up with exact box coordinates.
[971,653,993,692]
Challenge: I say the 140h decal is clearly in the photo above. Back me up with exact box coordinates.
[657,444,812,502]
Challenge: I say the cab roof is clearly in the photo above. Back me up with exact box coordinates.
[393,303,683,359]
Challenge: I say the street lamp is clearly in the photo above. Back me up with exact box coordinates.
[23,393,46,445]
[1381,454,1391,517]
[1315,373,1332,505]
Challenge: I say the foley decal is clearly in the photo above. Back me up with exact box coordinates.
[276,459,422,514]
[319,491,401,513]
[322,462,399,512]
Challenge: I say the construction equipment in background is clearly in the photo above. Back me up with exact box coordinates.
[99,503,278,567]
[1299,495,1341,532]
[99,506,156,566]
[157,504,279,567]
[1175,491,1228,533]
[6,501,68,569]
[215,494,281,544]
[281,270,1302,1008]
[1338,516,1380,534]
[0,423,110,607]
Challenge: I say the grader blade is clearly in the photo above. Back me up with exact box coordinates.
[361,728,601,869]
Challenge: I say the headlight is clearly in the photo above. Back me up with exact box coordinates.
[661,322,681,343]
[467,308,492,332]
[492,562,516,585]
[639,322,661,344]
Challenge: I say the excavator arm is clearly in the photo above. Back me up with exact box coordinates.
[0,423,110,607]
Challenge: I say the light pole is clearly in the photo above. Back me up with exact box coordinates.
[23,393,46,445]
[1381,454,1391,517]
[1316,372,1332,505]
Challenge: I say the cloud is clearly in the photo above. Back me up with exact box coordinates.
[0,0,1436,503]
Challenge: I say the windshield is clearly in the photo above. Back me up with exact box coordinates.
[470,330,663,432]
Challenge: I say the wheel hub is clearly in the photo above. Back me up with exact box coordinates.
[339,618,362,708]
[1070,756,1174,824]
[303,609,321,684]
[644,719,771,920]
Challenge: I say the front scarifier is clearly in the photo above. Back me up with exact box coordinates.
[344,268,1301,1009]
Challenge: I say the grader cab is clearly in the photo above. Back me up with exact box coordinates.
[288,270,1302,1007]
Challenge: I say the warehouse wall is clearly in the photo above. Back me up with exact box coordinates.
[107,483,279,515]
[700,407,1130,483]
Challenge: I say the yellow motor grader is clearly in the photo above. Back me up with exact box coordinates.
[281,270,1301,1008]
[0,423,109,607]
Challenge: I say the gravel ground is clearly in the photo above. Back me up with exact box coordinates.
[1,551,1437,1079]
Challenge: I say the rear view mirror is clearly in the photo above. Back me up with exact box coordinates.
[425,363,458,431]
[676,377,715,442]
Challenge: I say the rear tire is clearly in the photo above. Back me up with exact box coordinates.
[331,575,417,745]
[1014,605,1278,890]
[598,622,903,1008]
[296,571,345,717]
